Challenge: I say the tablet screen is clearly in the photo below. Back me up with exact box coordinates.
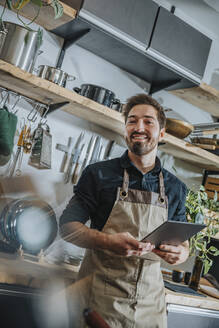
[141,221,206,248]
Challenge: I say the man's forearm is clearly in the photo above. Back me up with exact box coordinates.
[60,222,155,256]
[60,222,109,250]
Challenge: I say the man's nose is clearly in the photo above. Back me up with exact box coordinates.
[135,120,145,131]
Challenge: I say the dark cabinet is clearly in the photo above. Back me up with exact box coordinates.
[149,7,212,79]
[81,0,159,47]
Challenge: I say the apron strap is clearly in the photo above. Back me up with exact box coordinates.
[159,171,166,204]
[121,169,166,204]
[122,169,129,193]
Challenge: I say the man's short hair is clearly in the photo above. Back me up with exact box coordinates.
[122,94,166,130]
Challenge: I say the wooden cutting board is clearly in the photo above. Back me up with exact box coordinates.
[199,284,219,299]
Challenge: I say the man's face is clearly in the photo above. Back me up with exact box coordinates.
[125,104,165,156]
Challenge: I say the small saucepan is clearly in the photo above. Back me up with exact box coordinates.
[37,65,76,88]
[73,84,121,109]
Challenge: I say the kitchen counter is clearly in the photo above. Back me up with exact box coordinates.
[0,251,79,288]
[0,252,218,311]
[165,285,219,311]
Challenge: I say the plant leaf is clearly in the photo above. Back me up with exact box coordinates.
[209,246,218,252]
[30,0,42,7]
[50,0,64,19]
[13,0,30,10]
[24,31,29,44]
[203,259,212,275]
[37,28,43,48]
[6,0,13,10]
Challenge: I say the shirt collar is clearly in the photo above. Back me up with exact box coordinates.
[120,150,161,174]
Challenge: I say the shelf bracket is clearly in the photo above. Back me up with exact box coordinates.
[149,78,182,95]
[56,28,91,69]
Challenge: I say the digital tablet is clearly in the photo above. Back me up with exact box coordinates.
[141,221,206,248]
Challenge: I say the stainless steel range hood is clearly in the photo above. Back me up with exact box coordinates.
[53,0,212,94]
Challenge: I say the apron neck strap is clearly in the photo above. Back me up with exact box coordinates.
[122,169,129,193]
[159,171,166,203]
[122,169,166,200]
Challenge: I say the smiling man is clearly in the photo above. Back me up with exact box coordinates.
[59,94,189,328]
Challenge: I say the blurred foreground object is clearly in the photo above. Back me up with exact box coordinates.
[0,175,57,255]
[84,308,111,328]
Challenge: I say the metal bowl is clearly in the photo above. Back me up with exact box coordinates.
[166,118,194,139]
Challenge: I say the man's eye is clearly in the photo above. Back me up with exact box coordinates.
[145,121,153,125]
[128,120,136,124]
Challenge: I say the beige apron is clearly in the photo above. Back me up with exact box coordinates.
[68,169,168,328]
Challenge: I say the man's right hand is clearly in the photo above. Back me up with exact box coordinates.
[105,232,155,257]
[60,222,154,257]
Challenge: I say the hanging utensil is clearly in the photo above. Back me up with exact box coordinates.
[71,143,85,185]
[29,123,52,169]
[104,140,115,160]
[79,135,97,176]
[56,137,74,173]
[89,136,101,165]
[9,125,25,177]
[64,132,85,183]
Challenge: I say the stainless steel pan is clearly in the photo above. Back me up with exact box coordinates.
[37,65,76,88]
[73,84,120,108]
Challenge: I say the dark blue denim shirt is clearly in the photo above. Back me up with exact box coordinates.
[59,150,187,230]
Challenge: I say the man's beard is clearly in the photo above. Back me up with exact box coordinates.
[125,133,158,156]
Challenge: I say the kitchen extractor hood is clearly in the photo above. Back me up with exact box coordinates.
[52,0,212,94]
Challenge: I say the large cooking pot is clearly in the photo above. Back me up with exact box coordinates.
[0,22,41,72]
[0,198,57,254]
[166,118,194,139]
[37,65,76,87]
[0,29,7,55]
[73,84,121,108]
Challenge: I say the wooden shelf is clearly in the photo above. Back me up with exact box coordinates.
[169,82,219,118]
[1,60,219,169]
[0,1,76,31]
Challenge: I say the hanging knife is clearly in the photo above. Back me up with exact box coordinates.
[104,140,115,160]
[79,135,98,175]
[64,132,85,183]
[72,143,85,185]
[56,137,74,172]
[97,144,105,161]
[89,136,101,165]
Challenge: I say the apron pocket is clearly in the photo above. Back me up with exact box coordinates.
[104,278,136,299]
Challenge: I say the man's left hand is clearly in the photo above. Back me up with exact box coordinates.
[152,241,189,265]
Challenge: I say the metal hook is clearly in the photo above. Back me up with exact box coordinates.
[27,102,40,122]
[0,91,9,108]
[10,95,22,114]
[39,104,49,125]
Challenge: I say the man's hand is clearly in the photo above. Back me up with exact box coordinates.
[60,222,154,257]
[152,241,189,265]
[106,232,155,257]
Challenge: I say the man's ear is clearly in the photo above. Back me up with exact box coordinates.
[159,128,165,141]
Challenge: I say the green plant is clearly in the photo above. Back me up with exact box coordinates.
[186,185,219,275]
[0,0,63,50]
[0,0,63,40]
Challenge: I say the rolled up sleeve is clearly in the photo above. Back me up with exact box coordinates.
[59,165,99,227]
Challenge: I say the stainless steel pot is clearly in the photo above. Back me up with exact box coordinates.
[0,29,8,55]
[73,84,120,108]
[37,65,76,87]
[0,22,41,72]
[111,102,125,113]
